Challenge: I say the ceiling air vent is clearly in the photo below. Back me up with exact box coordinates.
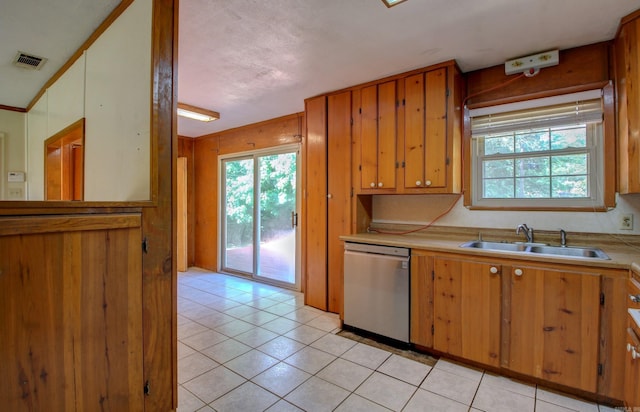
[13,51,47,70]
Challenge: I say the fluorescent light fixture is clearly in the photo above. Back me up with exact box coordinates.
[382,0,408,7]
[177,103,220,122]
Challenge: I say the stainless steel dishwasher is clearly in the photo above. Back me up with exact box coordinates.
[343,242,410,343]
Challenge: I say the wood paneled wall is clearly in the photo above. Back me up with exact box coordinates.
[193,113,304,271]
[0,214,143,411]
[465,42,611,107]
[463,41,616,209]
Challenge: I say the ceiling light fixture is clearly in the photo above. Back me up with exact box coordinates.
[177,103,220,122]
[382,0,408,7]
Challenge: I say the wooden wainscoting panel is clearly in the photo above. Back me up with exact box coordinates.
[0,215,143,411]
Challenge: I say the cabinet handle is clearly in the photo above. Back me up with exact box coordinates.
[629,343,634,352]
[489,266,499,274]
[425,180,432,186]
[370,182,376,188]
[631,294,640,303]
[378,182,383,188]
[416,180,422,186]
[327,194,333,199]
[514,268,523,276]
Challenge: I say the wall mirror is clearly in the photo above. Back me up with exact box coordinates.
[0,0,154,203]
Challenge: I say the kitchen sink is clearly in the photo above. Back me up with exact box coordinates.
[459,241,529,252]
[527,245,610,259]
[460,240,610,260]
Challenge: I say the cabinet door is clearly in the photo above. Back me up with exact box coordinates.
[625,327,640,406]
[404,68,448,191]
[304,95,328,310]
[433,257,501,367]
[404,73,425,188]
[616,17,640,194]
[360,85,378,190]
[508,266,600,392]
[424,68,448,188]
[327,91,352,314]
[359,81,397,191]
[410,252,433,347]
[377,80,397,190]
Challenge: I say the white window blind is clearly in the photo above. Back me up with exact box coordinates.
[470,90,603,136]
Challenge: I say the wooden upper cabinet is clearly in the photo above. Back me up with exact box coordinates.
[355,61,463,195]
[404,68,448,190]
[507,265,600,393]
[359,81,397,192]
[616,11,640,194]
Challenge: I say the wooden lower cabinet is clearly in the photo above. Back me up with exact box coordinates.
[507,265,600,392]
[625,327,640,406]
[410,252,433,347]
[432,256,502,367]
[409,250,627,400]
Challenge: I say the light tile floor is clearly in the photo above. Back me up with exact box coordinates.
[177,268,619,412]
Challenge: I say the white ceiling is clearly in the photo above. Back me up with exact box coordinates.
[2,0,639,138]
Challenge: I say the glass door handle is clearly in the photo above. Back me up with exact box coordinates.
[291,211,298,228]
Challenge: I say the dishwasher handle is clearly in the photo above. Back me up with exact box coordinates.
[344,250,410,269]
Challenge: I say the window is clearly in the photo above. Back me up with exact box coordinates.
[470,90,605,209]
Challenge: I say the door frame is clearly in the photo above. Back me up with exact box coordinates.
[218,143,301,290]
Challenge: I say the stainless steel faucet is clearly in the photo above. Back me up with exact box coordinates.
[516,224,534,243]
[559,229,567,247]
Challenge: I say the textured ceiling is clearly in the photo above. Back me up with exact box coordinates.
[177,0,638,137]
[2,0,639,138]
[0,0,120,108]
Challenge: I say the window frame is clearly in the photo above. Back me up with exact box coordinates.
[463,84,616,211]
[471,123,603,208]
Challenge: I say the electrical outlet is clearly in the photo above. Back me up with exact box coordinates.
[620,213,634,230]
[8,188,23,200]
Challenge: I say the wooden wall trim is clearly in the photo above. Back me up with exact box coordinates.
[0,213,141,236]
[0,104,27,113]
[141,0,177,409]
[26,0,135,111]
[195,112,304,141]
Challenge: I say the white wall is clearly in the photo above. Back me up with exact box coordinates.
[47,54,85,137]
[0,109,26,200]
[24,0,152,202]
[373,193,640,235]
[26,94,47,200]
[84,0,151,201]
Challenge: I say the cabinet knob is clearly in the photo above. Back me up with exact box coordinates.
[489,266,499,274]
[514,268,523,276]
[416,180,422,186]
[370,182,376,188]
[327,194,333,199]
[378,182,383,188]
[425,180,432,186]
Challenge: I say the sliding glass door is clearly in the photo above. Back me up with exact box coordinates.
[221,146,299,289]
